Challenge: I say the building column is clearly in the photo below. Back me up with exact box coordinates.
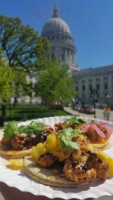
[72,51,74,63]
[68,49,71,64]
[64,48,66,63]
[67,49,69,63]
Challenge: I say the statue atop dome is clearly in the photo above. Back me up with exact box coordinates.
[52,4,59,18]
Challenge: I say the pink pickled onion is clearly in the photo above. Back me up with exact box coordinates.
[82,123,90,132]
[82,122,111,138]
[105,127,112,137]
[99,121,108,126]
[90,124,105,138]
[98,122,112,136]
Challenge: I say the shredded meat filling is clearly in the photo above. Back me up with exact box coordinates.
[12,135,41,150]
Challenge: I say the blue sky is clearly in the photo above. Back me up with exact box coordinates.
[0,0,113,69]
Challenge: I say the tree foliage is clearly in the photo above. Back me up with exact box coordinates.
[0,65,15,105]
[35,59,75,106]
[14,69,28,98]
[0,14,51,112]
[0,15,50,72]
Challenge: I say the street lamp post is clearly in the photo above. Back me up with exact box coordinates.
[90,88,98,118]
[93,97,96,118]
[106,94,110,106]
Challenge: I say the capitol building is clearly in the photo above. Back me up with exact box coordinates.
[41,5,113,106]
[41,5,79,72]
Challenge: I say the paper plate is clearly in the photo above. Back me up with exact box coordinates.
[0,116,113,200]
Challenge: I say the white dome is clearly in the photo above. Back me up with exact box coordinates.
[41,6,71,36]
[42,17,71,36]
[41,5,79,71]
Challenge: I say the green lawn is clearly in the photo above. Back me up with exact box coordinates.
[2,105,69,121]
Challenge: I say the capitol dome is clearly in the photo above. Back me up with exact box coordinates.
[42,17,71,36]
[41,5,79,71]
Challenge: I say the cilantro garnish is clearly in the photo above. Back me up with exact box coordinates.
[4,121,19,139]
[30,121,45,134]
[65,117,86,125]
[3,121,45,139]
[59,127,82,150]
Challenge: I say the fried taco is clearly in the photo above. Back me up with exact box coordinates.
[0,121,53,158]
[24,126,113,187]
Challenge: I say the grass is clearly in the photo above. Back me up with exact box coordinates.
[2,105,69,121]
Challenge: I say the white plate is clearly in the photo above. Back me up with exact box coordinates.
[0,116,113,200]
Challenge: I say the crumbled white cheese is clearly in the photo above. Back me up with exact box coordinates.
[21,133,27,137]
[31,134,36,138]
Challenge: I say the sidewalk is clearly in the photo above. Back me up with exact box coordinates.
[64,107,113,122]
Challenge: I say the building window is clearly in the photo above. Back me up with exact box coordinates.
[82,80,85,83]
[96,78,100,81]
[96,83,100,90]
[104,83,108,89]
[51,54,54,58]
[89,79,92,82]
[89,84,92,90]
[97,93,99,98]
[103,77,108,80]
[105,92,107,97]
[62,54,64,61]
[82,85,85,91]
[76,86,78,91]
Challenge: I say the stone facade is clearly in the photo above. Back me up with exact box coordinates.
[73,65,113,105]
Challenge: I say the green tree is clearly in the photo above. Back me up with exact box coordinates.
[35,59,75,107]
[0,15,50,72]
[0,49,5,66]
[0,15,50,108]
[23,82,35,104]
[0,65,15,117]
[13,69,28,108]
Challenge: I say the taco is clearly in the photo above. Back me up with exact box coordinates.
[0,121,53,159]
[82,120,113,149]
[24,127,113,187]
[54,117,113,149]
[24,156,89,187]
